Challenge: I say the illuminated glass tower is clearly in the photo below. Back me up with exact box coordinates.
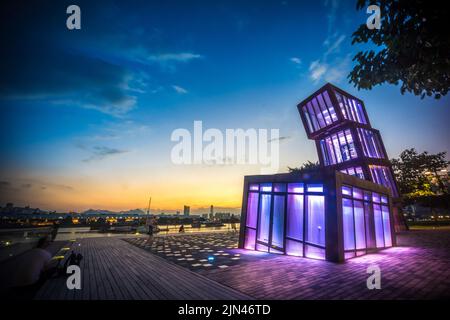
[297,83,404,229]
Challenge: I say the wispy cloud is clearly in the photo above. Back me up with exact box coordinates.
[268,136,291,143]
[147,52,203,63]
[83,146,129,162]
[290,57,302,65]
[324,34,346,57]
[172,85,188,94]
[309,60,328,82]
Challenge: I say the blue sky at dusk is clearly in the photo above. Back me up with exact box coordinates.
[1,0,449,212]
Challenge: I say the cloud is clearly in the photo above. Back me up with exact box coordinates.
[0,47,139,117]
[83,146,129,162]
[147,53,203,63]
[309,55,352,84]
[324,34,346,57]
[268,136,291,143]
[290,57,302,65]
[172,85,188,94]
[309,60,328,82]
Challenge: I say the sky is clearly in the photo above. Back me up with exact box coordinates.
[0,0,449,213]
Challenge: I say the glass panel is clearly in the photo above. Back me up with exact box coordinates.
[306,195,325,246]
[287,194,303,241]
[320,140,330,166]
[355,167,364,179]
[307,184,323,193]
[311,99,326,128]
[332,134,343,163]
[288,183,304,193]
[342,198,355,250]
[316,95,332,125]
[372,192,380,203]
[302,106,314,133]
[305,245,325,260]
[354,200,366,249]
[246,192,259,228]
[273,183,286,192]
[342,185,352,196]
[381,195,388,204]
[373,204,384,248]
[382,205,392,247]
[307,103,320,131]
[325,137,337,165]
[260,183,272,192]
[363,191,371,202]
[256,243,268,252]
[257,194,271,243]
[322,91,338,122]
[269,247,284,254]
[244,228,256,250]
[286,239,303,257]
[364,202,376,248]
[249,184,259,191]
[271,195,285,248]
[353,187,363,199]
[345,252,356,259]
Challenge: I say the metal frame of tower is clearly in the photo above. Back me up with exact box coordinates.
[297,83,406,231]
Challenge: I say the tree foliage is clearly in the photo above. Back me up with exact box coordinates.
[391,148,449,197]
[288,160,320,173]
[349,0,450,99]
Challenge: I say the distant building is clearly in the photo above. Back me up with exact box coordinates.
[209,205,214,219]
[215,212,231,219]
[201,213,208,219]
[183,205,190,216]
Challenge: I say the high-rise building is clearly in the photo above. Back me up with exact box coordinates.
[183,205,190,216]
[297,83,404,230]
[209,205,214,219]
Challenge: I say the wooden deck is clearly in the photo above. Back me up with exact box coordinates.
[35,237,251,300]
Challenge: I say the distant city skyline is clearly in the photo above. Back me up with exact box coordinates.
[1,0,449,212]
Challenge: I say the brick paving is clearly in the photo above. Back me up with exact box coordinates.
[127,229,450,299]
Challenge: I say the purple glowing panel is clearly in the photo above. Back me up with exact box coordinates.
[342,198,355,250]
[372,192,380,203]
[381,195,388,204]
[286,239,303,257]
[363,191,371,202]
[246,192,259,228]
[364,202,376,248]
[256,243,268,252]
[260,183,272,192]
[273,183,286,193]
[382,205,392,247]
[249,184,259,191]
[345,252,355,260]
[288,183,304,193]
[287,194,304,241]
[271,195,285,248]
[342,185,352,196]
[305,245,325,260]
[244,228,256,250]
[306,195,325,247]
[307,184,323,193]
[257,194,271,243]
[353,187,363,200]
[354,200,366,249]
[373,204,385,248]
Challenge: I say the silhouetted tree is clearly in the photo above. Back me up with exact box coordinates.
[349,0,450,99]
[391,148,449,196]
[288,160,320,173]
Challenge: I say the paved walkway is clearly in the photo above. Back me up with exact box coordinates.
[34,237,250,300]
[197,230,450,299]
